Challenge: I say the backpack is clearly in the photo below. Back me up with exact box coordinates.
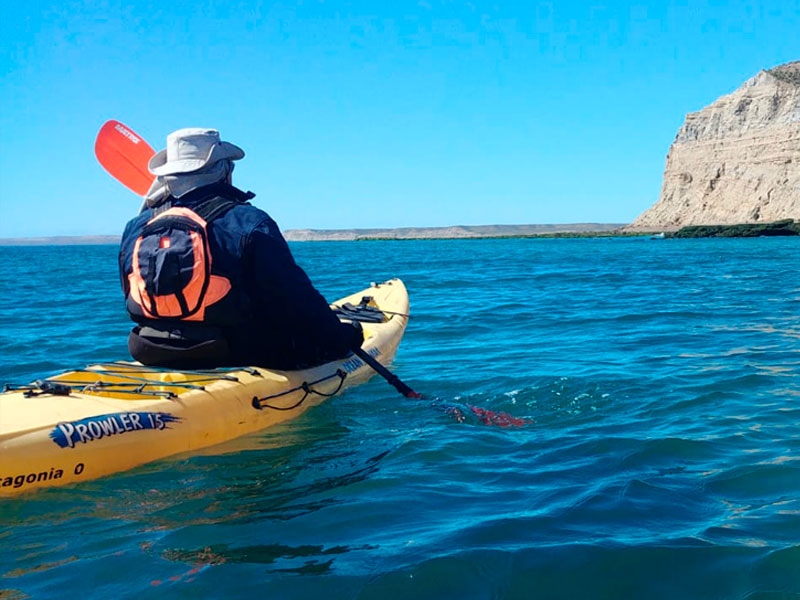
[126,196,240,322]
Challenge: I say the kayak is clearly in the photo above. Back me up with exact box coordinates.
[0,279,409,496]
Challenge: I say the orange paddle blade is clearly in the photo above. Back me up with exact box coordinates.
[95,120,156,195]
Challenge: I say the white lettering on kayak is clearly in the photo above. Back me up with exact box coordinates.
[341,347,382,374]
[50,412,180,449]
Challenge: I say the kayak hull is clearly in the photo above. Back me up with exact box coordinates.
[0,279,409,496]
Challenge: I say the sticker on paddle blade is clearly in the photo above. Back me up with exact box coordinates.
[95,120,156,195]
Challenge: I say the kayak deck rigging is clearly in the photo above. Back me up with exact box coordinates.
[252,368,347,411]
[6,359,361,411]
[3,361,264,400]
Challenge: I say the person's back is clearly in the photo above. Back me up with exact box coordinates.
[118,128,362,370]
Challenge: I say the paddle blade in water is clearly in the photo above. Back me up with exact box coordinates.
[95,120,156,195]
[469,406,531,428]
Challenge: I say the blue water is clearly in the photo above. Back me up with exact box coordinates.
[2,238,800,599]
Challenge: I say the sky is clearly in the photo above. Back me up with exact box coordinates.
[1,0,798,237]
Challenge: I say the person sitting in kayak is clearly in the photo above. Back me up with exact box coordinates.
[119,128,363,369]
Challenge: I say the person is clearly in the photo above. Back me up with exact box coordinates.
[118,128,363,370]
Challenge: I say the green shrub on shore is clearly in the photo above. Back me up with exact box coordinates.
[669,219,800,238]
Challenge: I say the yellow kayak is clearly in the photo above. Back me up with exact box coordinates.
[0,279,409,496]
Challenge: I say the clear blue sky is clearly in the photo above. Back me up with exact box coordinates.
[1,0,798,237]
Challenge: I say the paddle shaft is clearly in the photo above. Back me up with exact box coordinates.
[353,348,422,399]
[354,348,528,426]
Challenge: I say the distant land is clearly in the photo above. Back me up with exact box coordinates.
[282,223,626,241]
[0,235,122,246]
[669,219,800,238]
[0,224,627,246]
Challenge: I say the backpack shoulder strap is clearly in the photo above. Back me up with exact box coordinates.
[151,200,173,217]
[191,184,255,223]
[193,196,242,223]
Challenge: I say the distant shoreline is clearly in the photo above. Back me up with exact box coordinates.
[0,224,628,246]
[0,235,122,246]
[282,223,626,241]
[667,219,800,238]
[5,221,795,245]
[349,231,647,241]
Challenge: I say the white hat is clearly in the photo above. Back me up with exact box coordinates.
[148,128,245,176]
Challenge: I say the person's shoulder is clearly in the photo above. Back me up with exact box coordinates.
[230,201,269,219]
[122,208,152,238]
[212,187,271,224]
[207,191,281,244]
[225,199,275,228]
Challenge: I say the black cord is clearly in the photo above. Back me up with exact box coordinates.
[252,369,347,410]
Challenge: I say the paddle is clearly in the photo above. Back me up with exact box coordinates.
[94,121,529,427]
[353,348,422,398]
[352,347,529,427]
[95,120,156,195]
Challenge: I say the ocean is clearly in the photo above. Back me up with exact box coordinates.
[1,237,800,599]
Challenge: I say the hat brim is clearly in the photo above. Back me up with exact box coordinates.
[148,141,245,176]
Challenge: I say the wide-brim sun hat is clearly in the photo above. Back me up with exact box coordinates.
[148,128,245,176]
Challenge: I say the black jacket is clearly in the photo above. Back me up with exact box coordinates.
[119,183,361,369]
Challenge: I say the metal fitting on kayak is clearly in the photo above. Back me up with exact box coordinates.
[15,380,73,397]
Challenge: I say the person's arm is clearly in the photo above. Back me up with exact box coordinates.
[244,217,362,356]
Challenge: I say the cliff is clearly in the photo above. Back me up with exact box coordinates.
[628,61,800,231]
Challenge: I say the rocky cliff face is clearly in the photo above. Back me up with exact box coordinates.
[628,61,800,231]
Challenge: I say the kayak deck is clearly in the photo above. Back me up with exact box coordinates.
[6,362,259,400]
[0,279,409,496]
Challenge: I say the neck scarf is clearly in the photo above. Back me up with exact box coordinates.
[144,161,233,208]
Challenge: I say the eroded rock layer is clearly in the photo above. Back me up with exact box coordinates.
[629,62,800,231]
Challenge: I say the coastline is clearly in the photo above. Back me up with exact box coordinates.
[3,220,799,246]
[0,235,122,246]
[0,224,627,246]
[667,219,800,238]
